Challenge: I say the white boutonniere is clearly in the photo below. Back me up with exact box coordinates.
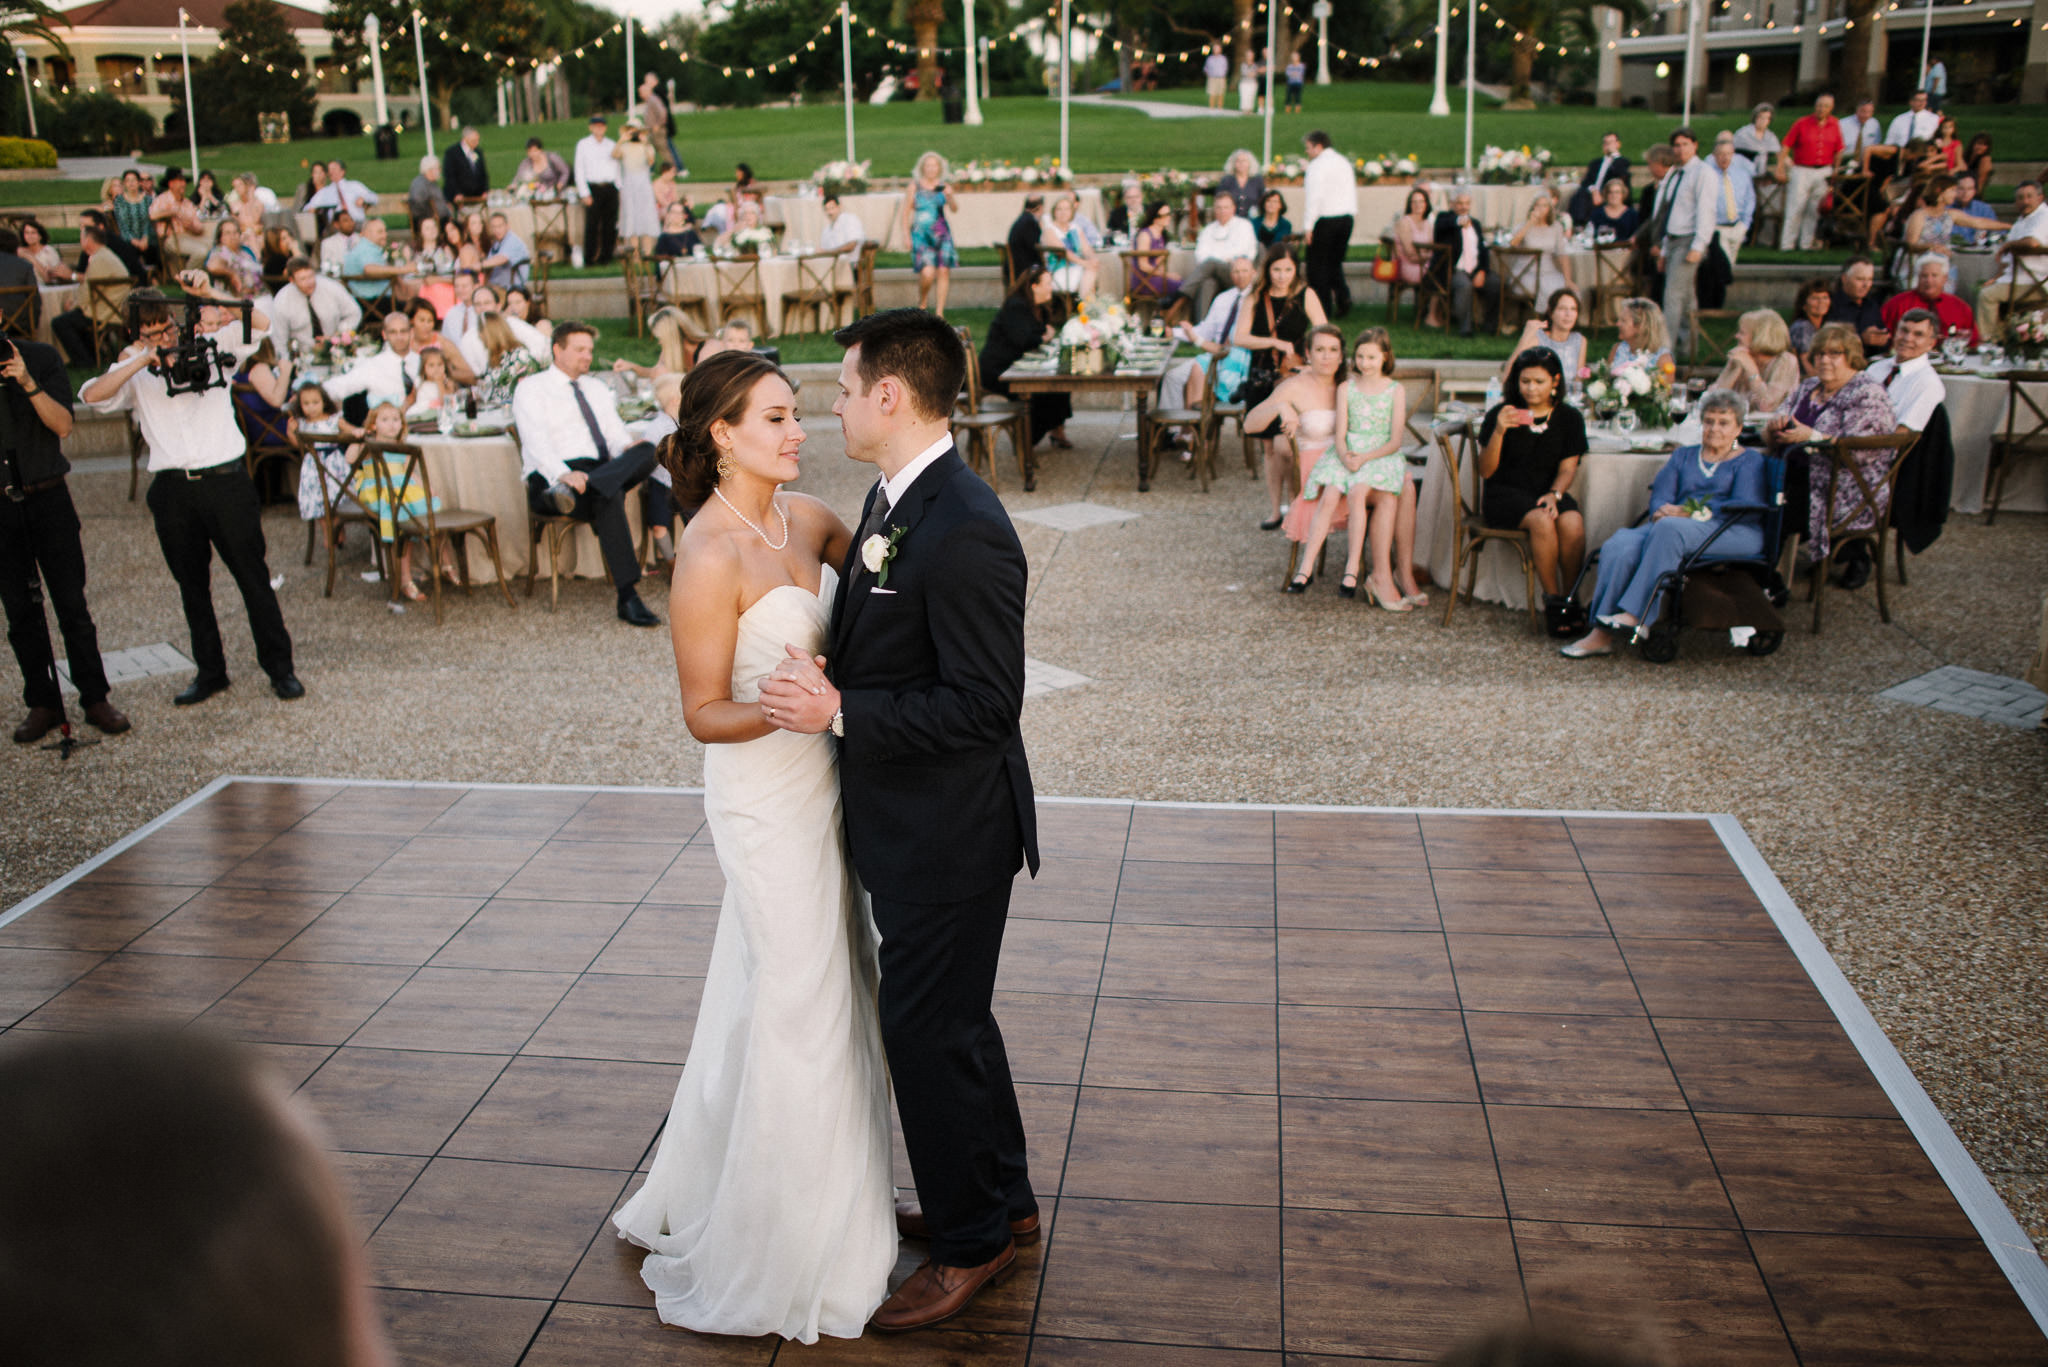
[861,526,907,585]
[1680,496,1713,523]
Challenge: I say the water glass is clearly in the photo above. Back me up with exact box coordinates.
[1614,409,1639,437]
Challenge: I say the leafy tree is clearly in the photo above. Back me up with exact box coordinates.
[172,0,317,143]
[1835,0,1882,104]
[323,0,549,132]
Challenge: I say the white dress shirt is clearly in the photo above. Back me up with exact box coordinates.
[513,365,632,483]
[880,434,955,511]
[820,210,866,252]
[305,178,378,221]
[1837,114,1881,157]
[1303,147,1358,227]
[323,345,423,409]
[1662,158,1710,252]
[1195,214,1258,264]
[456,315,549,376]
[574,135,620,197]
[89,336,261,471]
[1866,353,1944,431]
[1193,286,1247,345]
[1886,109,1940,147]
[319,231,357,273]
[268,276,363,351]
[1454,218,1480,274]
[2005,203,2048,250]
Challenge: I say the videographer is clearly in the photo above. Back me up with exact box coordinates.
[81,274,303,705]
[1,333,131,743]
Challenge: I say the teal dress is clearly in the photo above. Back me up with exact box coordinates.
[1308,382,1403,495]
[910,185,958,271]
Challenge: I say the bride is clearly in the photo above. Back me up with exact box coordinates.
[611,349,895,1341]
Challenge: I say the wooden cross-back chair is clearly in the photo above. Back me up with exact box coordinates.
[620,249,666,336]
[85,276,134,367]
[853,240,880,317]
[1416,244,1454,334]
[716,254,769,337]
[1589,243,1638,329]
[1142,356,1222,493]
[950,326,1031,492]
[1985,369,2048,526]
[1491,247,1543,336]
[1989,253,2048,336]
[1436,421,1542,632]
[1689,309,1742,366]
[1826,174,1880,249]
[780,252,841,335]
[1384,240,1436,327]
[232,380,299,506]
[360,438,515,625]
[1805,428,1920,634]
[300,431,382,594]
[0,283,36,340]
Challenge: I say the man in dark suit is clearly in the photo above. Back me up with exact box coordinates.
[1570,131,1632,225]
[761,309,1039,1334]
[1006,193,1044,282]
[1633,144,1679,304]
[442,126,490,202]
[1433,191,1498,337]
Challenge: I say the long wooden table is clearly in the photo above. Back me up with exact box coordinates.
[997,359,1177,492]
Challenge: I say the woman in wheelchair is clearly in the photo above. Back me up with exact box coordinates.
[1561,389,1768,659]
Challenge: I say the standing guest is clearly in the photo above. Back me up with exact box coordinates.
[1765,322,1898,582]
[1509,194,1572,313]
[1881,256,1978,345]
[267,257,362,355]
[1316,328,1422,607]
[1608,296,1670,370]
[150,167,208,262]
[1251,324,1345,591]
[511,322,662,626]
[408,155,450,228]
[1220,149,1265,219]
[51,224,132,367]
[1562,388,1768,658]
[480,212,531,292]
[1789,276,1835,362]
[819,194,865,255]
[1237,51,1262,113]
[1254,188,1293,250]
[1203,42,1230,110]
[1973,180,2048,339]
[1705,132,1757,263]
[206,218,264,299]
[511,137,573,194]
[1655,127,1708,360]
[616,116,662,258]
[443,126,490,201]
[1434,191,1498,338]
[1105,178,1147,237]
[1732,103,1780,176]
[1712,308,1801,412]
[1302,130,1356,318]
[576,113,623,266]
[1234,248,1328,529]
[1006,192,1045,277]
[1590,176,1640,241]
[1777,92,1842,250]
[112,171,157,267]
[902,151,959,317]
[1039,194,1098,298]
[1,335,128,742]
[641,71,682,173]
[1283,51,1306,113]
[1128,201,1186,322]
[1505,289,1586,381]
[81,282,302,704]
[1965,133,1994,191]
[980,266,1074,451]
[17,219,70,284]
[1184,191,1257,318]
[1837,98,1881,165]
[1633,144,1678,301]
[1825,256,1891,356]
[1570,131,1630,224]
[1950,173,1999,245]
[1477,346,1588,599]
[1923,55,1947,109]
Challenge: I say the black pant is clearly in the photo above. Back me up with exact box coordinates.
[1451,267,1501,336]
[0,481,110,710]
[51,308,96,368]
[1306,215,1353,318]
[586,183,621,265]
[871,877,1033,1269]
[527,442,656,591]
[145,467,294,684]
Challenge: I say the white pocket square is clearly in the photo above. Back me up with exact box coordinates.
[868,587,898,596]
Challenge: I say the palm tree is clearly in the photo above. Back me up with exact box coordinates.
[1466,0,1647,106]
[890,0,944,100]
[0,0,70,54]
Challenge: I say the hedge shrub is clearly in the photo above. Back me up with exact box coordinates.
[0,136,57,169]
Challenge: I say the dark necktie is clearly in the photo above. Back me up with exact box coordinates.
[1220,294,1242,345]
[569,379,612,464]
[1882,366,1898,389]
[308,293,328,340]
[857,483,892,551]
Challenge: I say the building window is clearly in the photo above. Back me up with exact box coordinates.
[96,54,145,92]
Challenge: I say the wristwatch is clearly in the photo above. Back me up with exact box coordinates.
[830,707,844,738]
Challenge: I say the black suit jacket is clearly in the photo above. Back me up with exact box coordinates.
[1432,211,1488,276]
[1891,402,1953,555]
[1007,212,1042,276]
[1580,153,1632,192]
[830,448,1039,903]
[443,141,490,200]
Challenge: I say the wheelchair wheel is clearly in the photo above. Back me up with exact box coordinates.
[1638,625,1680,664]
[1745,630,1784,657]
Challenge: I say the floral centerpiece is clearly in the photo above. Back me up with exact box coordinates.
[1057,297,1137,373]
[2004,309,2048,362]
[1355,153,1420,184]
[1265,155,1308,185]
[1582,354,1675,428]
[1478,144,1555,185]
[952,158,1071,191]
[729,226,776,256]
[812,159,871,197]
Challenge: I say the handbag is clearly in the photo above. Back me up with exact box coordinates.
[1371,253,1397,283]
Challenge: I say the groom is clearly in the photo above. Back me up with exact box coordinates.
[760,310,1041,1332]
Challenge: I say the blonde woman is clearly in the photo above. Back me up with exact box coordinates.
[1609,297,1670,371]
[1711,309,1801,414]
[899,151,959,316]
[1509,195,1571,313]
[1041,195,1099,298]
[611,306,701,382]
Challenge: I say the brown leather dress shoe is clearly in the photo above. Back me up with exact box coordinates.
[12,706,64,743]
[869,1242,1016,1333]
[82,701,131,735]
[894,1200,1041,1246]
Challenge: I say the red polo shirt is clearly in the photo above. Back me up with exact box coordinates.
[1783,115,1844,169]
[1882,287,1976,346]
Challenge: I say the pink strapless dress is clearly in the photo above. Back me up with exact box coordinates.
[1281,408,1345,542]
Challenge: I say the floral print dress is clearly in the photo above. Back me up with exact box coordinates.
[910,185,958,271]
[1321,382,1406,494]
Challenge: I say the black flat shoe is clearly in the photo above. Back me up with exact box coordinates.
[1339,575,1358,599]
[1259,516,1284,531]
[1836,555,1872,591]
[1284,574,1312,594]
[174,675,230,706]
[270,674,306,701]
[618,593,662,628]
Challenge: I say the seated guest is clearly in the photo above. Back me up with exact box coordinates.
[1505,288,1586,381]
[51,224,132,366]
[227,172,274,231]
[233,335,293,443]
[17,219,70,283]
[409,297,474,385]
[1391,188,1436,322]
[1041,194,1098,296]
[318,209,359,274]
[1434,191,1500,338]
[979,266,1073,450]
[1864,90,1941,175]
[268,257,363,355]
[1588,176,1639,242]
[1218,148,1265,218]
[323,310,423,424]
[1949,173,1999,245]
[0,1029,395,1367]
[1322,328,1424,608]
[1185,192,1258,319]
[1245,324,1346,592]
[408,155,450,228]
[1902,176,2001,273]
[1477,346,1589,598]
[1127,200,1186,322]
[1881,256,1977,346]
[1561,388,1768,657]
[1157,255,1257,414]
[206,218,264,299]
[439,268,486,342]
[1007,192,1045,276]
[505,284,551,337]
[653,201,702,258]
[341,217,410,308]
[1104,178,1148,237]
[347,401,456,597]
[1609,296,1669,371]
[456,286,548,376]
[1569,130,1630,225]
[610,305,697,384]
[510,137,573,194]
[479,213,531,291]
[1974,179,2048,339]
[80,208,145,278]
[288,383,353,531]
[818,194,865,255]
[1764,322,1898,582]
[716,199,766,252]
[1712,308,1801,414]
[1866,307,1946,434]
[1788,276,1834,364]
[0,227,38,333]
[260,225,301,280]
[1253,188,1292,250]
[1508,194,1572,313]
[511,322,661,626]
[1234,248,1329,528]
[148,166,208,261]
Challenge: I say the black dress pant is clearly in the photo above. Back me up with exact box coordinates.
[1306,215,1353,318]
[526,442,656,592]
[51,308,95,368]
[586,183,621,264]
[145,467,294,684]
[0,481,110,710]
[870,877,1034,1270]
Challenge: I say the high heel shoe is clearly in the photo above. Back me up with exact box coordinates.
[1339,574,1358,599]
[1284,574,1312,594]
[1400,591,1429,609]
[1363,580,1414,612]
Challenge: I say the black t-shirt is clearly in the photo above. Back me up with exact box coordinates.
[1478,401,1588,494]
[0,339,76,485]
[1007,213,1042,275]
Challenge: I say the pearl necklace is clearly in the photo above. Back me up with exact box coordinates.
[713,487,790,551]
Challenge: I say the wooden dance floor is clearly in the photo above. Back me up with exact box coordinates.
[1,780,2043,1365]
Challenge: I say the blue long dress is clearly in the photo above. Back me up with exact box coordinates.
[1588,445,1768,629]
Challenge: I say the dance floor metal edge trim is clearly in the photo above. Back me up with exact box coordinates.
[7,773,2046,1339]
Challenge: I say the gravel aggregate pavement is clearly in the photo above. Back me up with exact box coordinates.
[5,404,2045,1256]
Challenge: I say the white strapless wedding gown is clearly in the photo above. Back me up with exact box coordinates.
[612,565,895,1342]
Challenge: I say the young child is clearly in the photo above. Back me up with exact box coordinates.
[348,402,452,600]
[407,346,450,417]
[290,384,355,530]
[1324,329,1425,609]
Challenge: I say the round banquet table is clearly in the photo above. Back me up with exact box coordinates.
[940,188,1106,251]
[764,193,906,252]
[34,282,72,348]
[412,433,643,583]
[1936,370,2048,514]
[657,253,856,336]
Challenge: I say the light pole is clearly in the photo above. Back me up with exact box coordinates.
[963,0,982,126]
[1918,0,1936,95]
[364,13,389,131]
[411,7,431,142]
[1313,0,1332,85]
[839,1,855,161]
[1058,0,1069,173]
[1681,0,1701,125]
[176,8,197,179]
[625,12,635,113]
[1261,0,1277,166]
[14,46,34,138]
[1431,0,1451,115]
[1463,0,1475,178]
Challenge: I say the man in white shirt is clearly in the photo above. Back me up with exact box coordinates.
[1657,127,1708,359]
[323,311,422,422]
[268,256,362,354]
[1973,180,2048,338]
[318,210,358,274]
[1184,192,1258,319]
[1158,255,1256,410]
[574,114,622,266]
[510,322,660,626]
[304,159,377,226]
[80,281,302,703]
[819,194,866,254]
[1865,309,1945,432]
[480,213,531,291]
[1434,191,1498,337]
[1837,100,1881,165]
[1922,58,1947,111]
[1881,92,1940,160]
[440,269,486,343]
[1301,129,1357,317]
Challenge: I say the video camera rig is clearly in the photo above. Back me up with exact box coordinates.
[126,291,255,396]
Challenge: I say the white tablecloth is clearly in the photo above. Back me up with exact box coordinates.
[764,193,904,252]
[658,254,855,336]
[1939,372,2048,514]
[413,433,643,583]
[1272,182,1556,248]
[34,283,71,348]
[1948,248,1999,301]
[942,188,1105,251]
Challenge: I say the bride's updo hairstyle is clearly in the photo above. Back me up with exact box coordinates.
[659,348,790,506]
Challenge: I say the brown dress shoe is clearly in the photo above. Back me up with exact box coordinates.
[82,701,131,735]
[12,706,64,743]
[869,1242,1016,1333]
[894,1200,1041,1246]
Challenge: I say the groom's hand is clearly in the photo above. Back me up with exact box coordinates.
[768,643,831,693]
[759,674,837,733]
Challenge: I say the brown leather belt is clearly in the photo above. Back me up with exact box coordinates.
[2,474,64,500]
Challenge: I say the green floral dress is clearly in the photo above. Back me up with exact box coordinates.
[1308,382,1404,495]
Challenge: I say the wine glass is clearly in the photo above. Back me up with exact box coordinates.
[1614,409,1639,438]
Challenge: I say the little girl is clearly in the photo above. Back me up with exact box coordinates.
[290,384,355,529]
[1320,329,1425,608]
[348,402,453,600]
[407,347,450,418]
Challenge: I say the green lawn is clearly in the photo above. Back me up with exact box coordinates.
[7,82,2044,210]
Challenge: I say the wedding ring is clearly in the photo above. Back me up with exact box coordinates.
[767,707,776,717]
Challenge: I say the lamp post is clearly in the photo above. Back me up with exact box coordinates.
[963,0,982,126]
[14,46,34,138]
[1681,0,1701,125]
[625,11,635,113]
[1918,0,1936,95]
[176,8,197,179]
[1463,0,1476,178]
[1431,0,1451,115]
[364,12,389,131]
[839,1,855,162]
[1058,0,1069,173]
[1313,0,1332,84]
[1260,0,1277,166]
[411,7,431,142]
